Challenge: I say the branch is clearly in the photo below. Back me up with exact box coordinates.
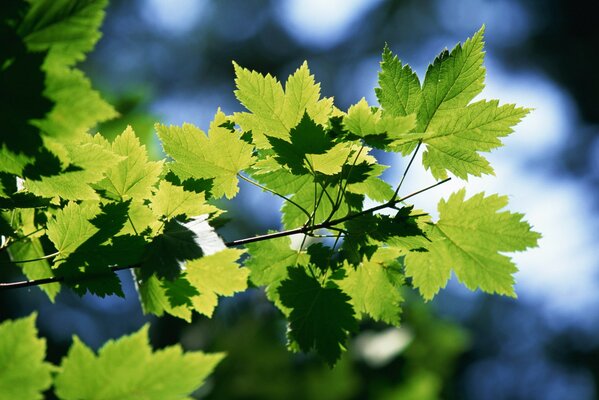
[0,178,450,290]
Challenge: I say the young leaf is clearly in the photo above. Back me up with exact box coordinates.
[19,0,109,68]
[9,238,60,301]
[0,314,53,400]
[405,189,541,300]
[96,126,163,201]
[233,61,333,148]
[376,45,422,118]
[421,100,530,179]
[245,236,309,312]
[156,110,255,199]
[25,141,123,200]
[186,248,248,317]
[46,201,100,257]
[54,325,224,400]
[278,267,357,366]
[33,67,118,140]
[343,98,417,150]
[337,248,404,325]
[417,26,486,132]
[150,181,219,221]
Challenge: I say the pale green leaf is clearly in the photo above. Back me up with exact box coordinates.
[136,274,193,322]
[20,0,109,68]
[0,314,53,400]
[233,61,333,148]
[46,201,99,257]
[405,189,541,300]
[337,248,404,325]
[54,325,224,400]
[245,236,308,314]
[157,110,255,199]
[307,142,352,175]
[376,45,422,117]
[34,67,117,140]
[186,249,248,317]
[96,126,163,201]
[421,100,530,179]
[9,238,60,301]
[25,141,123,200]
[150,181,219,220]
[417,26,486,132]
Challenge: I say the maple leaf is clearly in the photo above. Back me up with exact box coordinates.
[19,0,109,68]
[376,26,527,180]
[186,248,248,317]
[337,248,404,325]
[421,100,531,179]
[405,189,541,300]
[245,236,309,313]
[95,126,163,201]
[343,98,416,150]
[233,61,334,148]
[150,181,219,221]
[156,110,255,199]
[278,267,357,366]
[24,141,123,200]
[54,325,224,400]
[0,314,53,400]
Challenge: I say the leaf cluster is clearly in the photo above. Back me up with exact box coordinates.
[0,1,540,367]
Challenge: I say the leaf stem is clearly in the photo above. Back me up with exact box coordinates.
[0,178,450,290]
[392,140,422,201]
[238,173,312,220]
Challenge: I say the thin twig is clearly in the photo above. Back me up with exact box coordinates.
[392,140,422,201]
[238,173,312,220]
[0,178,450,290]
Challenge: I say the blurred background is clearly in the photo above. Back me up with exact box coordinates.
[2,0,599,398]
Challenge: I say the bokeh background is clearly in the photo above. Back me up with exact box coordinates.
[2,0,599,398]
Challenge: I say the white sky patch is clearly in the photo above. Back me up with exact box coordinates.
[276,0,383,48]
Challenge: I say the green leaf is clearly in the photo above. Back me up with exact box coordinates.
[405,189,541,300]
[46,201,100,257]
[0,314,53,400]
[233,61,333,148]
[245,236,308,313]
[150,181,219,221]
[9,238,60,301]
[34,67,118,140]
[96,126,163,201]
[341,206,428,264]
[278,267,357,366]
[19,0,109,68]
[417,26,486,132]
[250,163,312,196]
[186,248,248,317]
[161,274,200,308]
[421,100,530,179]
[47,201,147,297]
[376,45,422,118]
[307,142,353,175]
[54,325,224,400]
[139,219,205,281]
[337,248,404,325]
[156,110,255,199]
[267,113,335,175]
[25,141,123,200]
[343,98,417,150]
[136,275,194,321]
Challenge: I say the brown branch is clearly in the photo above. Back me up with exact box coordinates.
[0,178,450,290]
